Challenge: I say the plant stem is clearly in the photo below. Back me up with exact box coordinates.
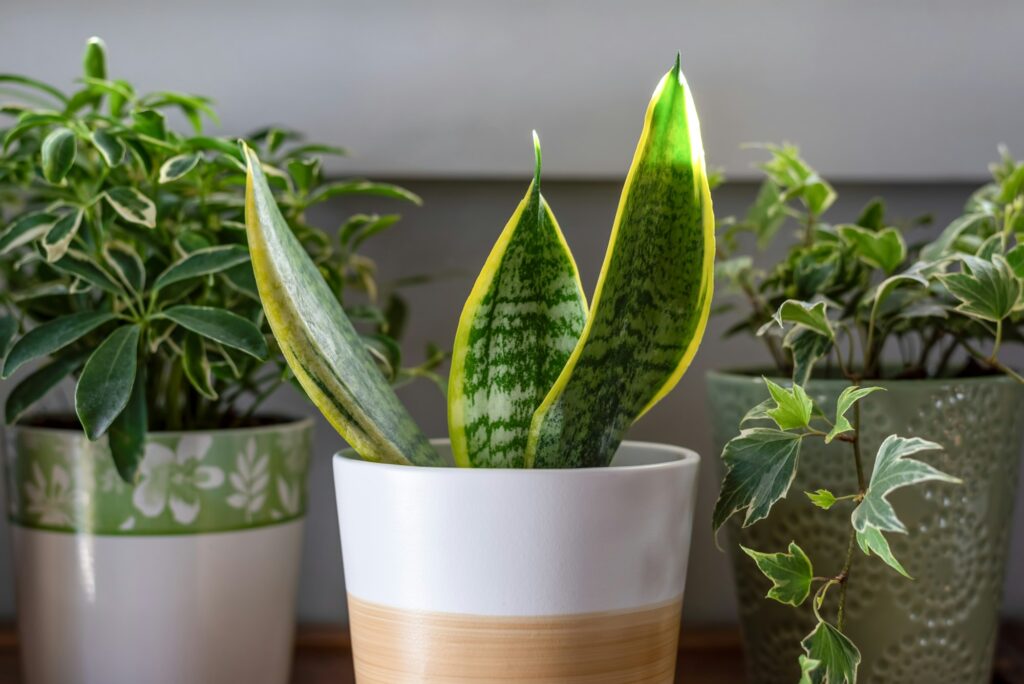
[961,338,1024,383]
[836,529,857,631]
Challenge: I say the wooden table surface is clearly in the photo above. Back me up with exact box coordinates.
[0,623,1018,683]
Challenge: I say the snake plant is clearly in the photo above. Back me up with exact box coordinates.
[245,55,714,468]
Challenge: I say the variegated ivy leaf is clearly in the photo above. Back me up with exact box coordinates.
[159,152,202,183]
[741,541,813,606]
[243,143,440,466]
[526,55,715,468]
[104,186,156,228]
[851,435,959,576]
[763,377,813,430]
[920,213,993,261]
[785,327,831,387]
[837,225,906,274]
[940,254,1021,322]
[799,655,821,684]
[806,488,837,510]
[801,619,860,684]
[712,427,802,531]
[825,385,884,443]
[760,299,834,340]
[42,209,85,262]
[448,133,587,468]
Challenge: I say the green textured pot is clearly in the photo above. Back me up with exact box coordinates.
[2,418,313,684]
[706,371,1024,684]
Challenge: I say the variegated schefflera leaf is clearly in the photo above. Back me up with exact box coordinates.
[525,55,715,468]
[243,143,441,466]
[448,133,587,467]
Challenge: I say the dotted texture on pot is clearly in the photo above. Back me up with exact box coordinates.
[2,421,312,535]
[707,372,1024,684]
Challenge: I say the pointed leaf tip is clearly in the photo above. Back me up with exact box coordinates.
[674,51,681,74]
[532,130,542,184]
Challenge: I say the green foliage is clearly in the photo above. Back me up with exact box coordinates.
[801,618,861,684]
[0,38,436,480]
[742,541,814,606]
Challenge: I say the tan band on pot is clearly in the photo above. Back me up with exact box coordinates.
[347,594,682,683]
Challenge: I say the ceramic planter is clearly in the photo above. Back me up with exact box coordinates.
[333,440,699,683]
[706,371,1024,684]
[2,418,313,684]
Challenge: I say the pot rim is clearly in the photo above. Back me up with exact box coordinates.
[335,438,699,474]
[707,367,1021,388]
[5,415,315,438]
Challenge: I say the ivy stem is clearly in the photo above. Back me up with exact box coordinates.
[836,529,857,631]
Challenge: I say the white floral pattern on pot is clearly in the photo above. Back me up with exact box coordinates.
[133,436,225,525]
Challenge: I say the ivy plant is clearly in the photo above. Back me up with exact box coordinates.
[0,38,441,481]
[712,144,1023,681]
[244,55,715,469]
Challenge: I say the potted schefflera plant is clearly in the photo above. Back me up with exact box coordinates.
[0,39,432,684]
[708,145,1024,683]
[244,55,713,682]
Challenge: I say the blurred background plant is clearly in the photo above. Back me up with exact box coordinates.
[0,38,443,480]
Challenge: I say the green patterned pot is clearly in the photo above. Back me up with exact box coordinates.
[706,371,1024,684]
[2,418,313,684]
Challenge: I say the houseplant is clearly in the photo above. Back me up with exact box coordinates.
[244,55,712,682]
[0,38,433,684]
[709,144,1024,683]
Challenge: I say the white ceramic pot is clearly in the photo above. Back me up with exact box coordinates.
[3,420,313,684]
[334,439,700,684]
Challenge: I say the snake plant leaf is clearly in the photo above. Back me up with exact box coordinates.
[800,619,860,684]
[526,55,715,468]
[449,133,587,467]
[741,541,814,607]
[3,310,116,378]
[242,143,439,466]
[75,324,140,440]
[851,435,959,576]
[825,385,884,444]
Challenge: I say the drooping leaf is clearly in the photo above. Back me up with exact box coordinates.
[806,489,837,510]
[801,619,860,684]
[855,525,910,578]
[41,127,77,183]
[182,332,217,399]
[75,324,140,440]
[104,186,156,228]
[763,377,813,430]
[42,209,85,262]
[153,245,250,290]
[0,212,57,255]
[158,305,267,359]
[3,311,116,378]
[243,143,439,466]
[838,225,906,274]
[91,129,126,167]
[851,435,959,575]
[4,351,86,424]
[920,213,992,261]
[741,541,814,606]
[107,364,146,483]
[761,299,834,340]
[526,55,715,467]
[307,180,422,206]
[159,152,202,183]
[825,385,884,443]
[448,133,587,467]
[940,254,1021,322]
[712,427,802,531]
[786,327,832,386]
